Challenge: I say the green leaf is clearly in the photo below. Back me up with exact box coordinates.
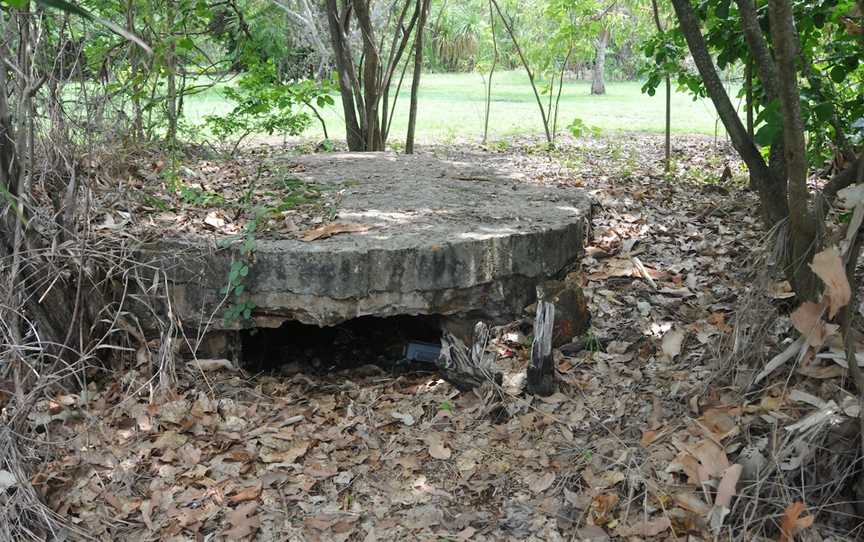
[813,102,833,122]
[754,123,781,147]
[830,66,847,83]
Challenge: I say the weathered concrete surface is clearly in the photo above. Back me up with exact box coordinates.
[145,152,591,330]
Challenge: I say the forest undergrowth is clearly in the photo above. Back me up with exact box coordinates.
[2,134,862,541]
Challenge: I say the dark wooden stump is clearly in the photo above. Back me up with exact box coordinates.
[527,300,556,396]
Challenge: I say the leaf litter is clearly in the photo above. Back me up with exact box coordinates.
[19,134,864,540]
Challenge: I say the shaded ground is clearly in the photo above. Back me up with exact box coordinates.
[22,135,864,540]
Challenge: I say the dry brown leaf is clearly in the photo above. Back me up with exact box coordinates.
[778,502,814,542]
[191,358,235,372]
[203,211,226,229]
[770,280,796,300]
[707,312,733,333]
[673,492,711,515]
[791,300,837,347]
[698,408,739,441]
[228,481,262,504]
[222,502,259,539]
[301,222,370,242]
[640,429,662,447]
[395,454,421,471]
[615,517,671,537]
[425,433,452,460]
[527,472,556,493]
[810,246,851,318]
[591,493,619,524]
[691,439,730,479]
[714,464,742,509]
[661,328,685,361]
[304,462,338,478]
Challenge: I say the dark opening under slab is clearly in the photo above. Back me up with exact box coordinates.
[240,314,443,374]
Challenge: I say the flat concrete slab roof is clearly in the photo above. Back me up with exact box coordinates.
[147,152,591,329]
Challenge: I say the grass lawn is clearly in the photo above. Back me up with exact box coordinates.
[183,70,734,144]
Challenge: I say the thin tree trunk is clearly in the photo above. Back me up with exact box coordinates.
[670,0,787,227]
[650,0,671,171]
[745,59,754,139]
[325,0,365,150]
[354,0,382,150]
[406,0,430,154]
[590,28,608,95]
[768,0,820,300]
[552,46,573,141]
[491,0,552,143]
[165,0,178,145]
[482,0,498,144]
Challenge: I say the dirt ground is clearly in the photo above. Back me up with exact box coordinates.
[18,134,864,541]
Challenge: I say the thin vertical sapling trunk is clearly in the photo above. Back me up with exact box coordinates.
[490,0,552,143]
[482,0,498,145]
[165,0,178,145]
[406,0,431,154]
[650,0,671,171]
[552,46,573,141]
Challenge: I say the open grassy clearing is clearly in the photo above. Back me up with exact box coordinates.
[183,71,736,143]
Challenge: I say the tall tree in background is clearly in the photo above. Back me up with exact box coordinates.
[590,27,609,94]
[325,0,425,151]
[406,0,432,153]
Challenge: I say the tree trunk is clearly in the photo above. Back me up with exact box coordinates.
[325,0,420,151]
[590,28,608,95]
[165,0,178,145]
[406,0,430,154]
[491,0,552,143]
[768,0,820,300]
[482,0,498,144]
[670,0,787,227]
[650,0,671,171]
[325,0,365,151]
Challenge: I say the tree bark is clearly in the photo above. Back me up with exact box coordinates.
[734,0,779,100]
[482,0,498,145]
[650,0,671,171]
[165,0,178,145]
[491,0,552,143]
[768,0,820,300]
[405,0,430,154]
[670,0,788,227]
[325,0,365,150]
[590,28,608,95]
[352,0,383,150]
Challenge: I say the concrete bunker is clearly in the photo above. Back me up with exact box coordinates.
[144,152,591,368]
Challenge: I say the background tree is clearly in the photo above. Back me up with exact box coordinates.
[324,0,428,151]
